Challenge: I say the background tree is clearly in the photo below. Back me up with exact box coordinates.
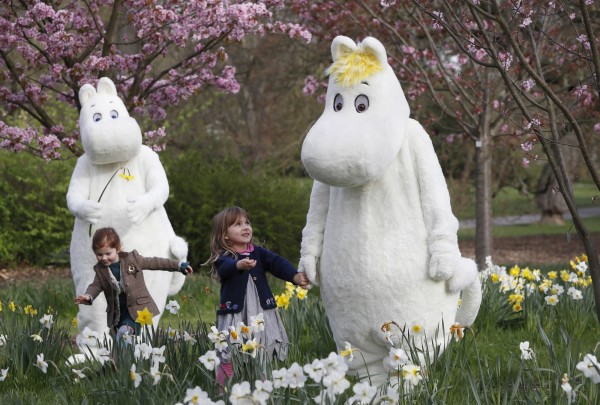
[0,0,311,160]
[410,0,600,321]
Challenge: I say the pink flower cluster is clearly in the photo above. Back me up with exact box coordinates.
[0,0,312,159]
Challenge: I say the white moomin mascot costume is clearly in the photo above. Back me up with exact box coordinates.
[67,77,187,358]
[299,36,482,384]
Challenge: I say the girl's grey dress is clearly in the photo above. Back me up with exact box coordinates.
[217,277,289,363]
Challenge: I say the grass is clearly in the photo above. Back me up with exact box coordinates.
[452,181,599,220]
[1,256,600,403]
[458,216,600,239]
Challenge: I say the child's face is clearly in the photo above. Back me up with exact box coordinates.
[225,215,252,251]
[95,245,119,266]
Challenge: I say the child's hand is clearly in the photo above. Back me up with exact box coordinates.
[74,295,90,305]
[294,272,310,289]
[179,261,193,275]
[236,258,256,270]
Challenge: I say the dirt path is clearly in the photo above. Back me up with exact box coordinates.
[0,234,596,286]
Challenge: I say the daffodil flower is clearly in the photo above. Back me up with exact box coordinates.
[296,287,308,300]
[576,354,600,383]
[449,323,465,341]
[340,341,358,362]
[8,301,16,312]
[0,335,6,346]
[165,300,180,315]
[402,364,423,390]
[135,307,154,326]
[130,364,142,388]
[519,341,535,360]
[545,295,559,306]
[30,333,43,343]
[72,369,86,379]
[198,350,220,371]
[241,338,259,358]
[184,386,210,404]
[183,331,197,344]
[35,353,48,374]
[0,368,8,382]
[250,313,265,333]
[152,345,166,365]
[40,313,54,329]
[388,347,409,367]
[96,348,111,365]
[275,293,290,309]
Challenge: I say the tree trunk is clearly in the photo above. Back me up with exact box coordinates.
[475,84,493,270]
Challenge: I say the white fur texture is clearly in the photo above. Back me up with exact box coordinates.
[299,36,482,384]
[67,77,188,354]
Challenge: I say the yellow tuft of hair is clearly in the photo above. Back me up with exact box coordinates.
[326,50,383,88]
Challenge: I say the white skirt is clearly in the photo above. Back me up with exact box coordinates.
[217,278,289,363]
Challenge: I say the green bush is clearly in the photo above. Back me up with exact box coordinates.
[0,151,75,267]
[163,151,313,270]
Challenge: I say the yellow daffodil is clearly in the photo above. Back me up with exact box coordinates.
[118,168,135,182]
[71,317,78,327]
[547,271,557,280]
[9,301,16,312]
[509,265,520,277]
[296,288,308,300]
[570,260,576,270]
[0,300,2,312]
[241,338,259,358]
[490,273,500,283]
[285,282,295,295]
[24,305,38,316]
[135,307,154,326]
[560,270,570,282]
[340,341,358,361]
[512,303,523,312]
[275,294,290,310]
[508,293,524,304]
[521,268,534,281]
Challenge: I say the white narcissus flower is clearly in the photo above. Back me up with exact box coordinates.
[165,300,180,314]
[401,364,422,389]
[561,374,576,404]
[576,354,600,383]
[40,313,54,329]
[150,364,161,385]
[229,325,243,344]
[284,362,307,389]
[322,372,350,399]
[152,345,166,366]
[410,320,425,336]
[183,331,197,344]
[0,368,8,382]
[519,341,535,360]
[380,385,400,404]
[250,313,265,333]
[167,327,180,340]
[252,380,273,405]
[30,333,43,343]
[303,359,326,383]
[545,295,559,306]
[184,385,209,404]
[241,338,259,358]
[567,287,583,300]
[388,347,409,368]
[199,350,220,371]
[208,326,229,352]
[0,334,6,346]
[130,364,142,388]
[229,381,252,405]
[348,381,377,404]
[134,342,153,360]
[272,368,287,388]
[35,353,48,374]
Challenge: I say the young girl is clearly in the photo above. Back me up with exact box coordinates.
[206,206,309,382]
[74,227,193,341]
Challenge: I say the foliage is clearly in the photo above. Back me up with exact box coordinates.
[1,257,600,403]
[0,0,311,159]
[0,151,74,266]
[163,151,312,268]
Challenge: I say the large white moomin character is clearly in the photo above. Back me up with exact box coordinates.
[67,77,187,355]
[299,36,482,383]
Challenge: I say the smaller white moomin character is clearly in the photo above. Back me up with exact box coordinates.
[299,36,482,384]
[67,77,188,359]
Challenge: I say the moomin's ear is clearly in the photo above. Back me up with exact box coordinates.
[96,77,118,96]
[331,36,358,62]
[359,37,388,66]
[78,84,97,106]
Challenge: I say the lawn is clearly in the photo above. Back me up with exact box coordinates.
[1,255,599,404]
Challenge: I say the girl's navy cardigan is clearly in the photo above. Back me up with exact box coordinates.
[215,246,298,315]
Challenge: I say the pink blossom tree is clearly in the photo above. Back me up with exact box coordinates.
[0,0,310,160]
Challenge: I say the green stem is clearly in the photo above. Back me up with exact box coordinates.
[88,167,124,237]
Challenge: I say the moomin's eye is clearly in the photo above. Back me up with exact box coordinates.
[355,95,369,113]
[333,94,344,112]
[110,110,119,119]
[93,113,102,122]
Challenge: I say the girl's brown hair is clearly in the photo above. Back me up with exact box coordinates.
[205,206,251,281]
[92,227,122,252]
